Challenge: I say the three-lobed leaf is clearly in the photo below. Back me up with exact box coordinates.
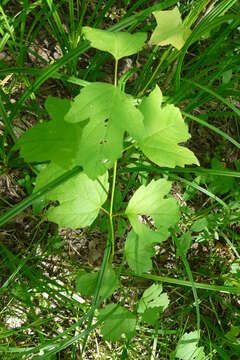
[65,82,144,179]
[125,178,179,274]
[138,284,169,313]
[138,284,169,325]
[83,26,147,60]
[126,178,179,228]
[150,7,191,50]
[138,85,199,168]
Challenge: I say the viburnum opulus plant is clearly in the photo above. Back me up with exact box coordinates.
[17,7,204,356]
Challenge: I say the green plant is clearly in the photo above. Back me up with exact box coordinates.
[14,12,204,356]
[1,1,240,359]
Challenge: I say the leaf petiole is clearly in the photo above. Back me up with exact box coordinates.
[109,160,118,262]
[114,59,118,87]
[109,59,119,262]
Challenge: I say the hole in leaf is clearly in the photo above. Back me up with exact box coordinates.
[100,139,107,145]
[138,215,156,230]
[102,159,110,164]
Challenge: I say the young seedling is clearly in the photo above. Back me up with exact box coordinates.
[18,8,203,356]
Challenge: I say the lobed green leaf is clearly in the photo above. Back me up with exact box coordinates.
[18,96,86,168]
[150,7,191,50]
[139,86,199,168]
[83,26,147,60]
[176,331,205,360]
[65,82,144,178]
[138,283,169,325]
[35,162,108,229]
[125,178,179,274]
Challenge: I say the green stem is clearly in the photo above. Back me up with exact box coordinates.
[138,47,170,97]
[123,142,136,152]
[173,232,201,337]
[81,242,111,354]
[108,59,119,262]
[109,160,117,262]
[113,212,127,218]
[100,207,109,216]
[114,59,118,87]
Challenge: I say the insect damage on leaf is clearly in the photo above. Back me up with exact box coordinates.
[65,82,144,179]
[150,6,191,50]
[125,178,179,274]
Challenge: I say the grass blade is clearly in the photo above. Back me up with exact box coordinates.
[182,111,240,150]
[133,273,240,295]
